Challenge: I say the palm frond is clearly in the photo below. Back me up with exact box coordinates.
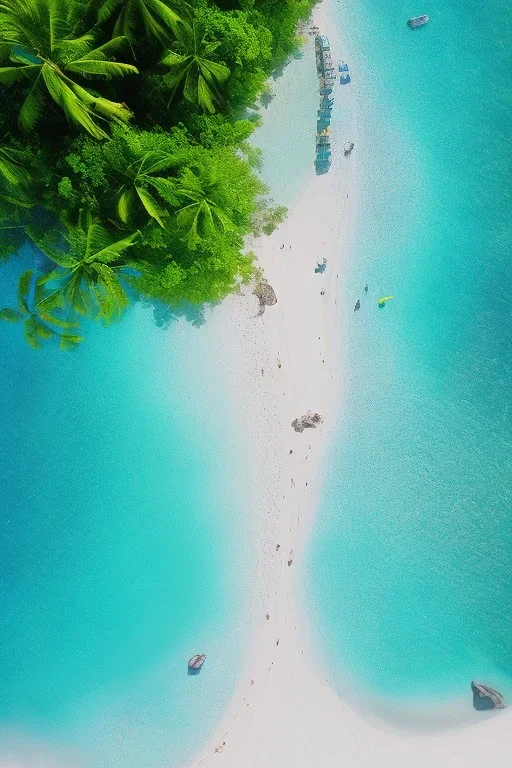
[18,268,33,313]
[19,73,45,131]
[0,64,39,84]
[145,176,177,203]
[81,35,133,60]
[117,187,135,223]
[112,2,135,40]
[199,58,230,83]
[160,49,188,67]
[211,203,234,232]
[97,0,122,23]
[72,81,133,124]
[42,65,109,138]
[176,202,201,246]
[59,332,83,349]
[0,146,31,186]
[196,73,216,113]
[92,263,129,320]
[53,33,96,64]
[84,223,139,263]
[136,186,166,227]
[0,306,24,322]
[67,58,138,78]
[145,0,182,35]
[23,315,42,348]
[138,150,176,175]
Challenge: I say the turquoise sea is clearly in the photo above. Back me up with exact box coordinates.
[307,0,512,718]
[0,248,250,766]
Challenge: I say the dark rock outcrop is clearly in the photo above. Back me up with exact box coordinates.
[254,280,277,315]
[291,411,323,433]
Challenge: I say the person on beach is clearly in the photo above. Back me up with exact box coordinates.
[364,283,368,292]
[280,244,285,249]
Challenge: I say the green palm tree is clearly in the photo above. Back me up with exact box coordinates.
[31,221,140,325]
[0,269,82,348]
[175,167,234,248]
[0,0,138,139]
[113,150,177,227]
[160,23,230,113]
[98,0,183,46]
[0,145,32,206]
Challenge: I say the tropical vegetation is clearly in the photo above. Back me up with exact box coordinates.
[0,0,315,346]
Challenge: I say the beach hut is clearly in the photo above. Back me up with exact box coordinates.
[315,160,331,175]
[316,35,330,51]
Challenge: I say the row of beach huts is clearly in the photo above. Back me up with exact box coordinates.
[314,33,353,174]
[315,34,334,174]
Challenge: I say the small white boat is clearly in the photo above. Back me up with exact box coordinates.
[188,654,206,670]
[407,14,429,27]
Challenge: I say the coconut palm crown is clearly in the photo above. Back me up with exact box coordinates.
[175,166,234,248]
[0,0,138,139]
[113,150,178,228]
[31,219,140,324]
[98,0,184,46]
[160,23,230,113]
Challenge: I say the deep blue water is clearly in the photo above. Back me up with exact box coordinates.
[0,247,248,766]
[307,0,512,715]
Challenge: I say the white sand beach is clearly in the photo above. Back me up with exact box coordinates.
[184,2,511,767]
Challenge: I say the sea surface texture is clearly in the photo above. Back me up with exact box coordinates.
[307,0,512,719]
[0,251,249,767]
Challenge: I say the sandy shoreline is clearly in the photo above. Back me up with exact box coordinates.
[183,1,511,766]
[183,2,359,765]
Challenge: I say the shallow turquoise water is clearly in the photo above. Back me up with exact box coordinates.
[0,247,248,766]
[307,0,512,714]
[252,43,318,205]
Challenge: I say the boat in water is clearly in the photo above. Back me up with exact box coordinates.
[378,295,394,307]
[188,654,206,670]
[471,681,506,710]
[407,14,429,27]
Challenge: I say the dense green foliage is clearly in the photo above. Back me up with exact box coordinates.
[0,0,314,346]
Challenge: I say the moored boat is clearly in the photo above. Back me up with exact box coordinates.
[188,653,206,670]
[407,14,429,27]
[471,681,506,710]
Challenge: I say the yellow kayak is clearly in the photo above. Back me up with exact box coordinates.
[378,295,394,307]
